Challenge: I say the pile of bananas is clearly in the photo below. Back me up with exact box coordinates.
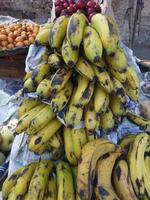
[2,160,75,200]
[0,119,17,165]
[23,12,141,134]
[77,133,150,200]
[2,133,150,200]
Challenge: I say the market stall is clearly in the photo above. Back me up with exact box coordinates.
[0,0,150,199]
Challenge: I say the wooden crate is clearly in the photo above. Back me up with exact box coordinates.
[0,48,28,79]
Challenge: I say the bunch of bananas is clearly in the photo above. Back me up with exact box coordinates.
[22,12,142,134]
[0,119,17,164]
[2,160,76,200]
[77,133,150,200]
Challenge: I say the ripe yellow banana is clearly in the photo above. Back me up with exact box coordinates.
[7,189,16,200]
[48,53,63,68]
[50,67,73,96]
[83,25,103,66]
[77,139,120,200]
[91,13,120,56]
[23,71,32,83]
[62,37,79,67]
[36,78,51,99]
[93,65,113,93]
[127,112,150,129]
[109,67,127,83]
[49,129,62,148]
[43,174,57,200]
[23,77,36,93]
[27,105,55,135]
[71,128,87,159]
[50,16,70,50]
[110,95,126,116]
[84,99,99,132]
[51,80,73,113]
[123,83,139,101]
[27,160,54,200]
[65,104,83,129]
[101,108,115,131]
[64,127,78,165]
[28,118,62,152]
[13,162,37,199]
[15,104,46,134]
[75,57,95,81]
[127,133,148,199]
[113,159,138,200]
[94,86,109,116]
[106,47,128,71]
[32,63,50,86]
[119,134,136,149]
[67,13,87,50]
[35,22,53,46]
[126,66,139,90]
[2,167,23,200]
[94,152,121,200]
[71,75,94,108]
[18,98,40,118]
[56,161,75,200]
[111,77,126,103]
[144,145,150,199]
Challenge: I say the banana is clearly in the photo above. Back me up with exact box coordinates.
[106,47,128,71]
[77,139,120,200]
[35,22,53,45]
[23,77,36,93]
[144,145,150,199]
[91,13,120,56]
[64,127,78,165]
[93,86,109,116]
[32,63,50,86]
[126,66,139,90]
[101,108,115,131]
[36,78,51,99]
[56,161,75,200]
[110,95,126,116]
[67,13,87,50]
[127,112,150,129]
[51,80,73,113]
[2,167,23,200]
[50,16,70,50]
[119,134,136,149]
[23,71,32,83]
[62,37,79,67]
[75,57,95,81]
[27,160,54,200]
[50,145,64,161]
[71,75,94,108]
[50,67,73,96]
[0,152,5,164]
[84,99,99,132]
[43,173,57,200]
[49,129,63,148]
[18,98,40,118]
[15,104,46,134]
[71,128,87,159]
[83,25,103,66]
[127,133,148,199]
[7,189,16,200]
[13,162,37,199]
[94,152,121,200]
[48,53,63,68]
[113,159,138,200]
[65,104,83,129]
[27,105,55,135]
[93,65,113,93]
[111,77,126,103]
[123,83,139,101]
[28,118,62,152]
[108,67,127,83]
